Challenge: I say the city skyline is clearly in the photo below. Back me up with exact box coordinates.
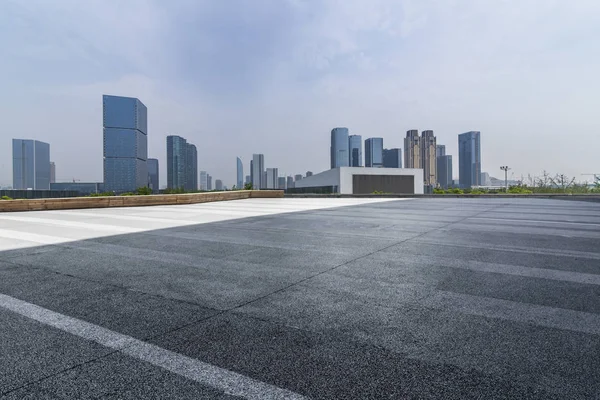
[2,1,598,186]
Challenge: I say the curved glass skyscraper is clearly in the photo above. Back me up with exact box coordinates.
[236,157,244,189]
[330,127,349,169]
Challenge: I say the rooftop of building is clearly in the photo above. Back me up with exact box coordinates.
[1,197,599,398]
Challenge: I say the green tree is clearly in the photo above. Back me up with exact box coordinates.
[243,183,254,190]
[136,186,152,195]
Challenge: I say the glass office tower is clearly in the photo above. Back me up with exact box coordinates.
[330,128,350,169]
[103,95,148,192]
[383,148,402,168]
[348,135,363,167]
[147,158,159,192]
[365,138,383,168]
[458,131,481,188]
[12,139,50,190]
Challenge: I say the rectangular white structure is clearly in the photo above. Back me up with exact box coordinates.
[294,167,424,194]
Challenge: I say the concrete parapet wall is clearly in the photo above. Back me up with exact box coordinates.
[0,190,284,212]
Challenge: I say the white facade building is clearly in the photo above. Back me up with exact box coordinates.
[293,167,424,194]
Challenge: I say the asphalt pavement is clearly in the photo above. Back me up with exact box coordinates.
[0,197,599,399]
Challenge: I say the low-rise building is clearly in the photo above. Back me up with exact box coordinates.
[292,167,424,194]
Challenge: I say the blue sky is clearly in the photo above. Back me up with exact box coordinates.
[1,0,599,186]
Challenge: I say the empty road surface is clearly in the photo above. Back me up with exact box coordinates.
[1,197,599,399]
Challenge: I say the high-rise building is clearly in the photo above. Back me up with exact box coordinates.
[481,172,492,186]
[365,138,383,168]
[167,136,197,190]
[49,161,56,184]
[404,130,421,169]
[245,175,251,185]
[306,171,313,177]
[12,139,51,190]
[215,179,223,191]
[437,155,453,189]
[252,154,264,189]
[348,135,363,167]
[330,127,350,169]
[458,131,481,188]
[147,158,159,192]
[207,174,213,191]
[103,95,148,193]
[185,143,198,191]
[266,168,278,189]
[383,148,402,168]
[166,135,187,189]
[236,157,244,189]
[295,174,303,182]
[437,145,446,157]
[287,176,294,189]
[200,171,208,191]
[421,130,437,186]
[278,177,286,189]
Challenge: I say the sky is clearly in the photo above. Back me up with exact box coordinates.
[1,0,599,187]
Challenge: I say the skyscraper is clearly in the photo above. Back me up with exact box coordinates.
[404,130,421,169]
[252,154,264,189]
[437,145,446,157]
[166,135,187,189]
[348,135,363,167]
[365,138,383,168]
[287,176,294,189]
[266,168,278,189]
[12,139,51,190]
[330,127,350,169]
[185,143,198,191]
[207,174,212,191]
[458,131,482,188]
[245,175,251,185]
[236,157,244,189]
[278,177,286,189]
[215,179,223,191]
[147,158,159,192]
[383,148,402,168]
[103,95,148,193]
[49,161,56,184]
[437,155,453,189]
[166,136,197,190]
[421,130,437,186]
[200,171,208,191]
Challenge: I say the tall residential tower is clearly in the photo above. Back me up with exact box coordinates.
[421,130,437,186]
[404,130,420,169]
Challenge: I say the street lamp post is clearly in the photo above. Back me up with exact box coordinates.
[500,166,510,193]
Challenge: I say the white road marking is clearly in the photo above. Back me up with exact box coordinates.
[0,293,306,399]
